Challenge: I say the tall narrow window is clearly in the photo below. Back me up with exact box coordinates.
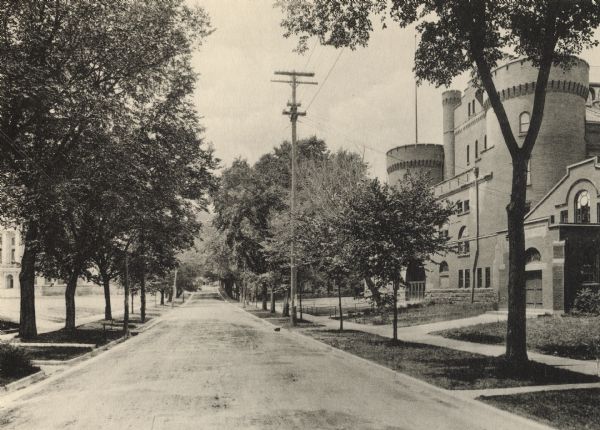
[485,267,491,288]
[472,100,476,114]
[484,135,487,150]
[560,209,568,223]
[467,145,470,164]
[463,200,470,212]
[465,270,470,289]
[477,268,483,288]
[597,203,600,223]
[575,190,591,224]
[468,104,471,116]
[527,160,531,185]
[458,270,464,288]
[475,140,479,159]
[519,112,530,134]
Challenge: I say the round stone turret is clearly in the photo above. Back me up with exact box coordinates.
[386,143,444,186]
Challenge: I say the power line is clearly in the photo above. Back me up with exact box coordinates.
[306,48,345,111]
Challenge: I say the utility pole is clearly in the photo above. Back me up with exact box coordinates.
[272,70,317,326]
[414,34,419,147]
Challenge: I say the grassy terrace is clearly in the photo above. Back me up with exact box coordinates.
[246,307,597,390]
[304,329,597,390]
[246,309,323,329]
[19,346,93,361]
[350,302,495,327]
[481,389,600,430]
[436,315,600,360]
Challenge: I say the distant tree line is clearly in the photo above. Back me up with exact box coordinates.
[202,137,453,339]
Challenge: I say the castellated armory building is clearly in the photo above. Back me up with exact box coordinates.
[387,57,600,312]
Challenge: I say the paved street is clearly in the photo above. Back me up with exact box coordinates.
[0,289,548,430]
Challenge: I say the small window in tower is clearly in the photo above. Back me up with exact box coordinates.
[468,103,471,116]
[467,145,470,165]
[484,135,487,150]
[519,112,530,134]
[475,140,479,159]
[527,160,532,185]
[463,200,470,212]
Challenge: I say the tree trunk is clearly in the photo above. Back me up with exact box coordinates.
[131,289,135,314]
[262,284,268,310]
[123,255,130,336]
[392,279,399,342]
[270,286,275,313]
[337,280,343,331]
[102,275,112,320]
[64,269,79,331]
[505,155,529,363]
[364,277,382,308]
[18,224,38,339]
[299,282,303,322]
[160,290,165,305]
[140,273,146,323]
[282,290,289,317]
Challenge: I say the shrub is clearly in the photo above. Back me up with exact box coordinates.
[573,288,600,315]
[0,343,35,377]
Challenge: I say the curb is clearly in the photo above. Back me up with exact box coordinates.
[2,370,46,393]
[229,298,554,430]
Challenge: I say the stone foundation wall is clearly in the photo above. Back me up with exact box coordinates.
[425,288,498,305]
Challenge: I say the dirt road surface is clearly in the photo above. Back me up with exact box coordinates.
[0,289,548,430]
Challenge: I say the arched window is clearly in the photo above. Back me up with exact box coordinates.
[439,261,449,274]
[575,190,591,224]
[458,226,468,239]
[519,112,530,134]
[525,248,541,264]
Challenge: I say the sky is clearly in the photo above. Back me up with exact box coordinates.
[191,1,600,180]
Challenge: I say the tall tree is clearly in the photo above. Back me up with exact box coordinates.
[277,0,600,364]
[343,175,453,341]
[0,0,212,338]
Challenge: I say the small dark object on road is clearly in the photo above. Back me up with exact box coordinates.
[274,327,281,332]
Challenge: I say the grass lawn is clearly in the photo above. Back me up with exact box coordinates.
[247,308,323,329]
[436,315,600,360]
[19,315,155,346]
[349,302,495,327]
[303,329,597,390]
[0,366,40,387]
[480,388,600,430]
[19,345,93,361]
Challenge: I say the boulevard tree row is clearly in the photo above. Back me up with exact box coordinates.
[202,137,454,340]
[0,0,217,338]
